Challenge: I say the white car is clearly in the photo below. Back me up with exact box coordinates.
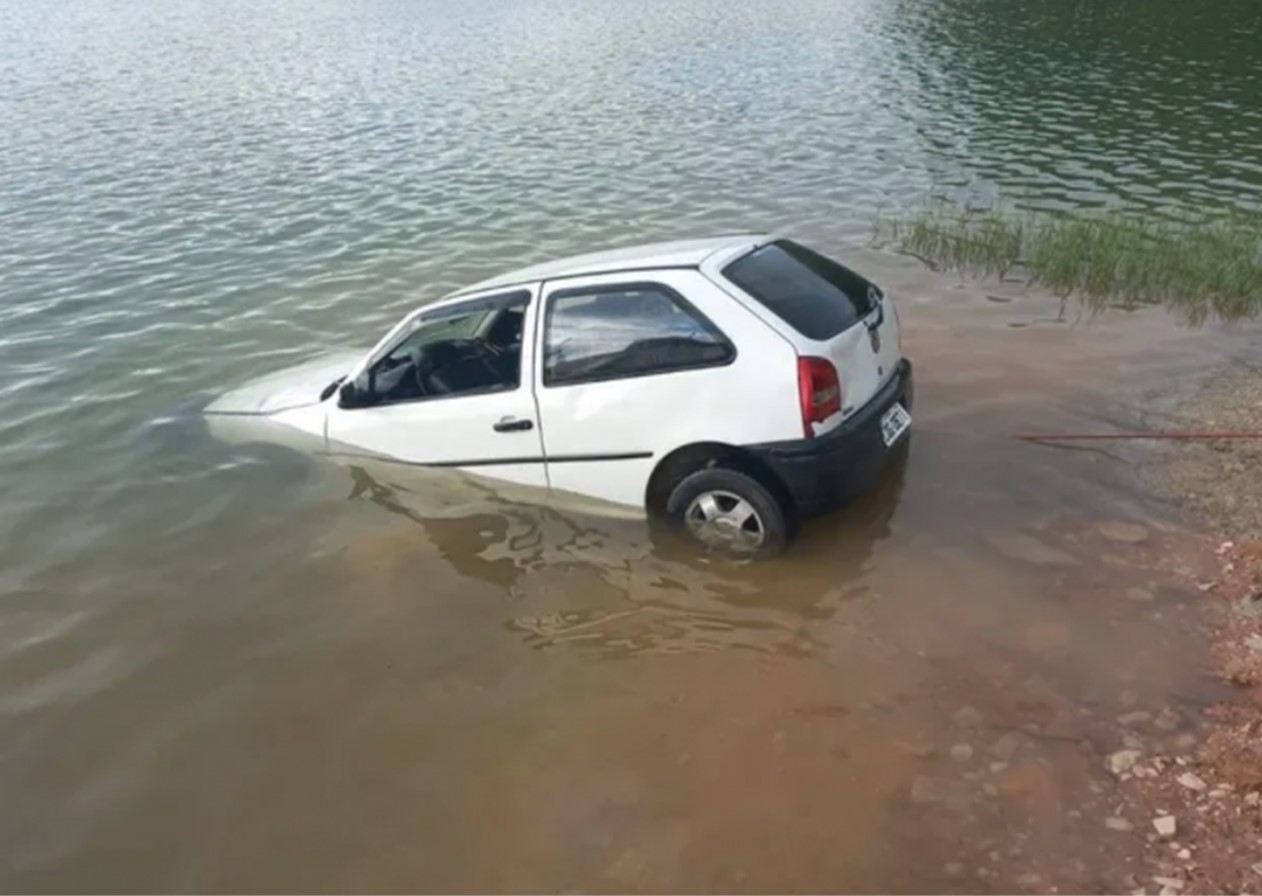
[207,234,913,556]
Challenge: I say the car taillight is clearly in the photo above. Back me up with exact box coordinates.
[797,356,842,437]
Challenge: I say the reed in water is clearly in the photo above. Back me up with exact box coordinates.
[882,206,1262,323]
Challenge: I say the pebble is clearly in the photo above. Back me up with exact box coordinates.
[1098,521,1150,544]
[1123,733,1145,750]
[1016,872,1042,888]
[1245,791,1260,806]
[897,740,935,759]
[1247,633,1262,653]
[1105,816,1134,832]
[950,743,974,763]
[1154,707,1182,731]
[1118,710,1152,726]
[1153,876,1184,889]
[989,732,1021,761]
[1108,749,1142,775]
[1177,848,1191,861]
[989,761,1009,774]
[910,777,943,804]
[944,862,964,877]
[1153,815,1177,838]
[1174,733,1198,750]
[1126,586,1155,602]
[953,706,982,727]
[1024,621,1071,653]
[986,530,1078,566]
[1176,772,1207,792]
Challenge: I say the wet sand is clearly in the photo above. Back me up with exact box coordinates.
[3,261,1260,893]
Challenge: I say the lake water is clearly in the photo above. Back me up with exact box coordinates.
[2,0,1261,890]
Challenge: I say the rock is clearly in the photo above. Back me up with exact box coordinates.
[1252,861,1262,878]
[953,706,982,727]
[1105,816,1134,832]
[1098,521,1150,544]
[1177,848,1191,860]
[1154,707,1182,731]
[1025,621,1072,653]
[1108,749,1142,775]
[1153,815,1177,838]
[989,732,1021,761]
[1153,876,1183,889]
[1246,633,1262,653]
[910,777,937,803]
[989,761,1009,774]
[1233,595,1262,619]
[1016,872,1042,888]
[1176,772,1206,792]
[950,743,975,763]
[986,530,1078,567]
[1126,586,1155,602]
[896,739,935,758]
[1208,787,1228,799]
[1118,710,1152,726]
[1174,733,1198,750]
[982,783,998,797]
[1245,791,1260,806]
[1123,733,1145,750]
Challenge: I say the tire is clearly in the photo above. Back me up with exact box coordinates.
[665,467,792,558]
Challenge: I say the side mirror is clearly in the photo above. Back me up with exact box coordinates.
[338,380,361,409]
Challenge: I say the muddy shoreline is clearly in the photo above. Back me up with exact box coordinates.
[1111,367,1262,895]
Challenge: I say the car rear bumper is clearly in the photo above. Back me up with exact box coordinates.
[746,359,914,516]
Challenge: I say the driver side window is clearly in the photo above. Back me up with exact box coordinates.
[355,291,529,407]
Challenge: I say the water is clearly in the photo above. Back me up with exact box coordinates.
[2,0,1261,889]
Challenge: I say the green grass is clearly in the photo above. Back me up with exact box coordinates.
[879,206,1262,324]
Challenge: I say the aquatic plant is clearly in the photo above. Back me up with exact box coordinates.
[881,205,1262,324]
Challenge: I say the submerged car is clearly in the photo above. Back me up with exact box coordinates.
[207,234,913,556]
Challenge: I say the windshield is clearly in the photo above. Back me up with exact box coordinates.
[722,240,875,340]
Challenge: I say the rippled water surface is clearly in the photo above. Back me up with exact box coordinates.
[2,0,1261,890]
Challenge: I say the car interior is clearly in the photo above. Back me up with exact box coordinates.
[363,306,525,405]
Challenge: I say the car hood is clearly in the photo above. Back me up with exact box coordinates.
[206,350,362,415]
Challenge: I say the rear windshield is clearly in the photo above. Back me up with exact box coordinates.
[722,240,875,340]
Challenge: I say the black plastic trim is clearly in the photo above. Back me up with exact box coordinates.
[326,450,653,469]
[745,359,914,516]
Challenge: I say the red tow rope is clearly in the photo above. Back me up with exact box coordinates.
[1015,432,1262,443]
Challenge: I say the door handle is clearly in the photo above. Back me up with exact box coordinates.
[493,417,534,433]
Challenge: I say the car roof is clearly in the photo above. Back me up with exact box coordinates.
[452,233,768,296]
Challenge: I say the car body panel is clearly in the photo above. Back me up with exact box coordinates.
[204,233,907,521]
[532,267,800,508]
[325,283,549,490]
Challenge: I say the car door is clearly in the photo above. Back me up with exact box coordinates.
[533,269,800,509]
[324,286,548,490]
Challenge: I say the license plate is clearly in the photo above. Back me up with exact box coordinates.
[880,403,911,446]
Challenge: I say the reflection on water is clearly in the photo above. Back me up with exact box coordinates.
[345,443,905,658]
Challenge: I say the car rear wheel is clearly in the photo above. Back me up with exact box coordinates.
[665,468,791,558]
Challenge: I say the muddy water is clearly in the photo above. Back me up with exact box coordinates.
[5,261,1260,892]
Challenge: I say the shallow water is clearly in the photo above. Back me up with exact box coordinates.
[2,0,1262,890]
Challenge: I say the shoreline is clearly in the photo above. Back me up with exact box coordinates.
[1120,368,1262,894]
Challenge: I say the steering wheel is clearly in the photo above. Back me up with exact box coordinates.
[409,346,433,398]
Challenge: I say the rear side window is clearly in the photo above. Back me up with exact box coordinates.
[722,240,875,340]
[544,284,734,386]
